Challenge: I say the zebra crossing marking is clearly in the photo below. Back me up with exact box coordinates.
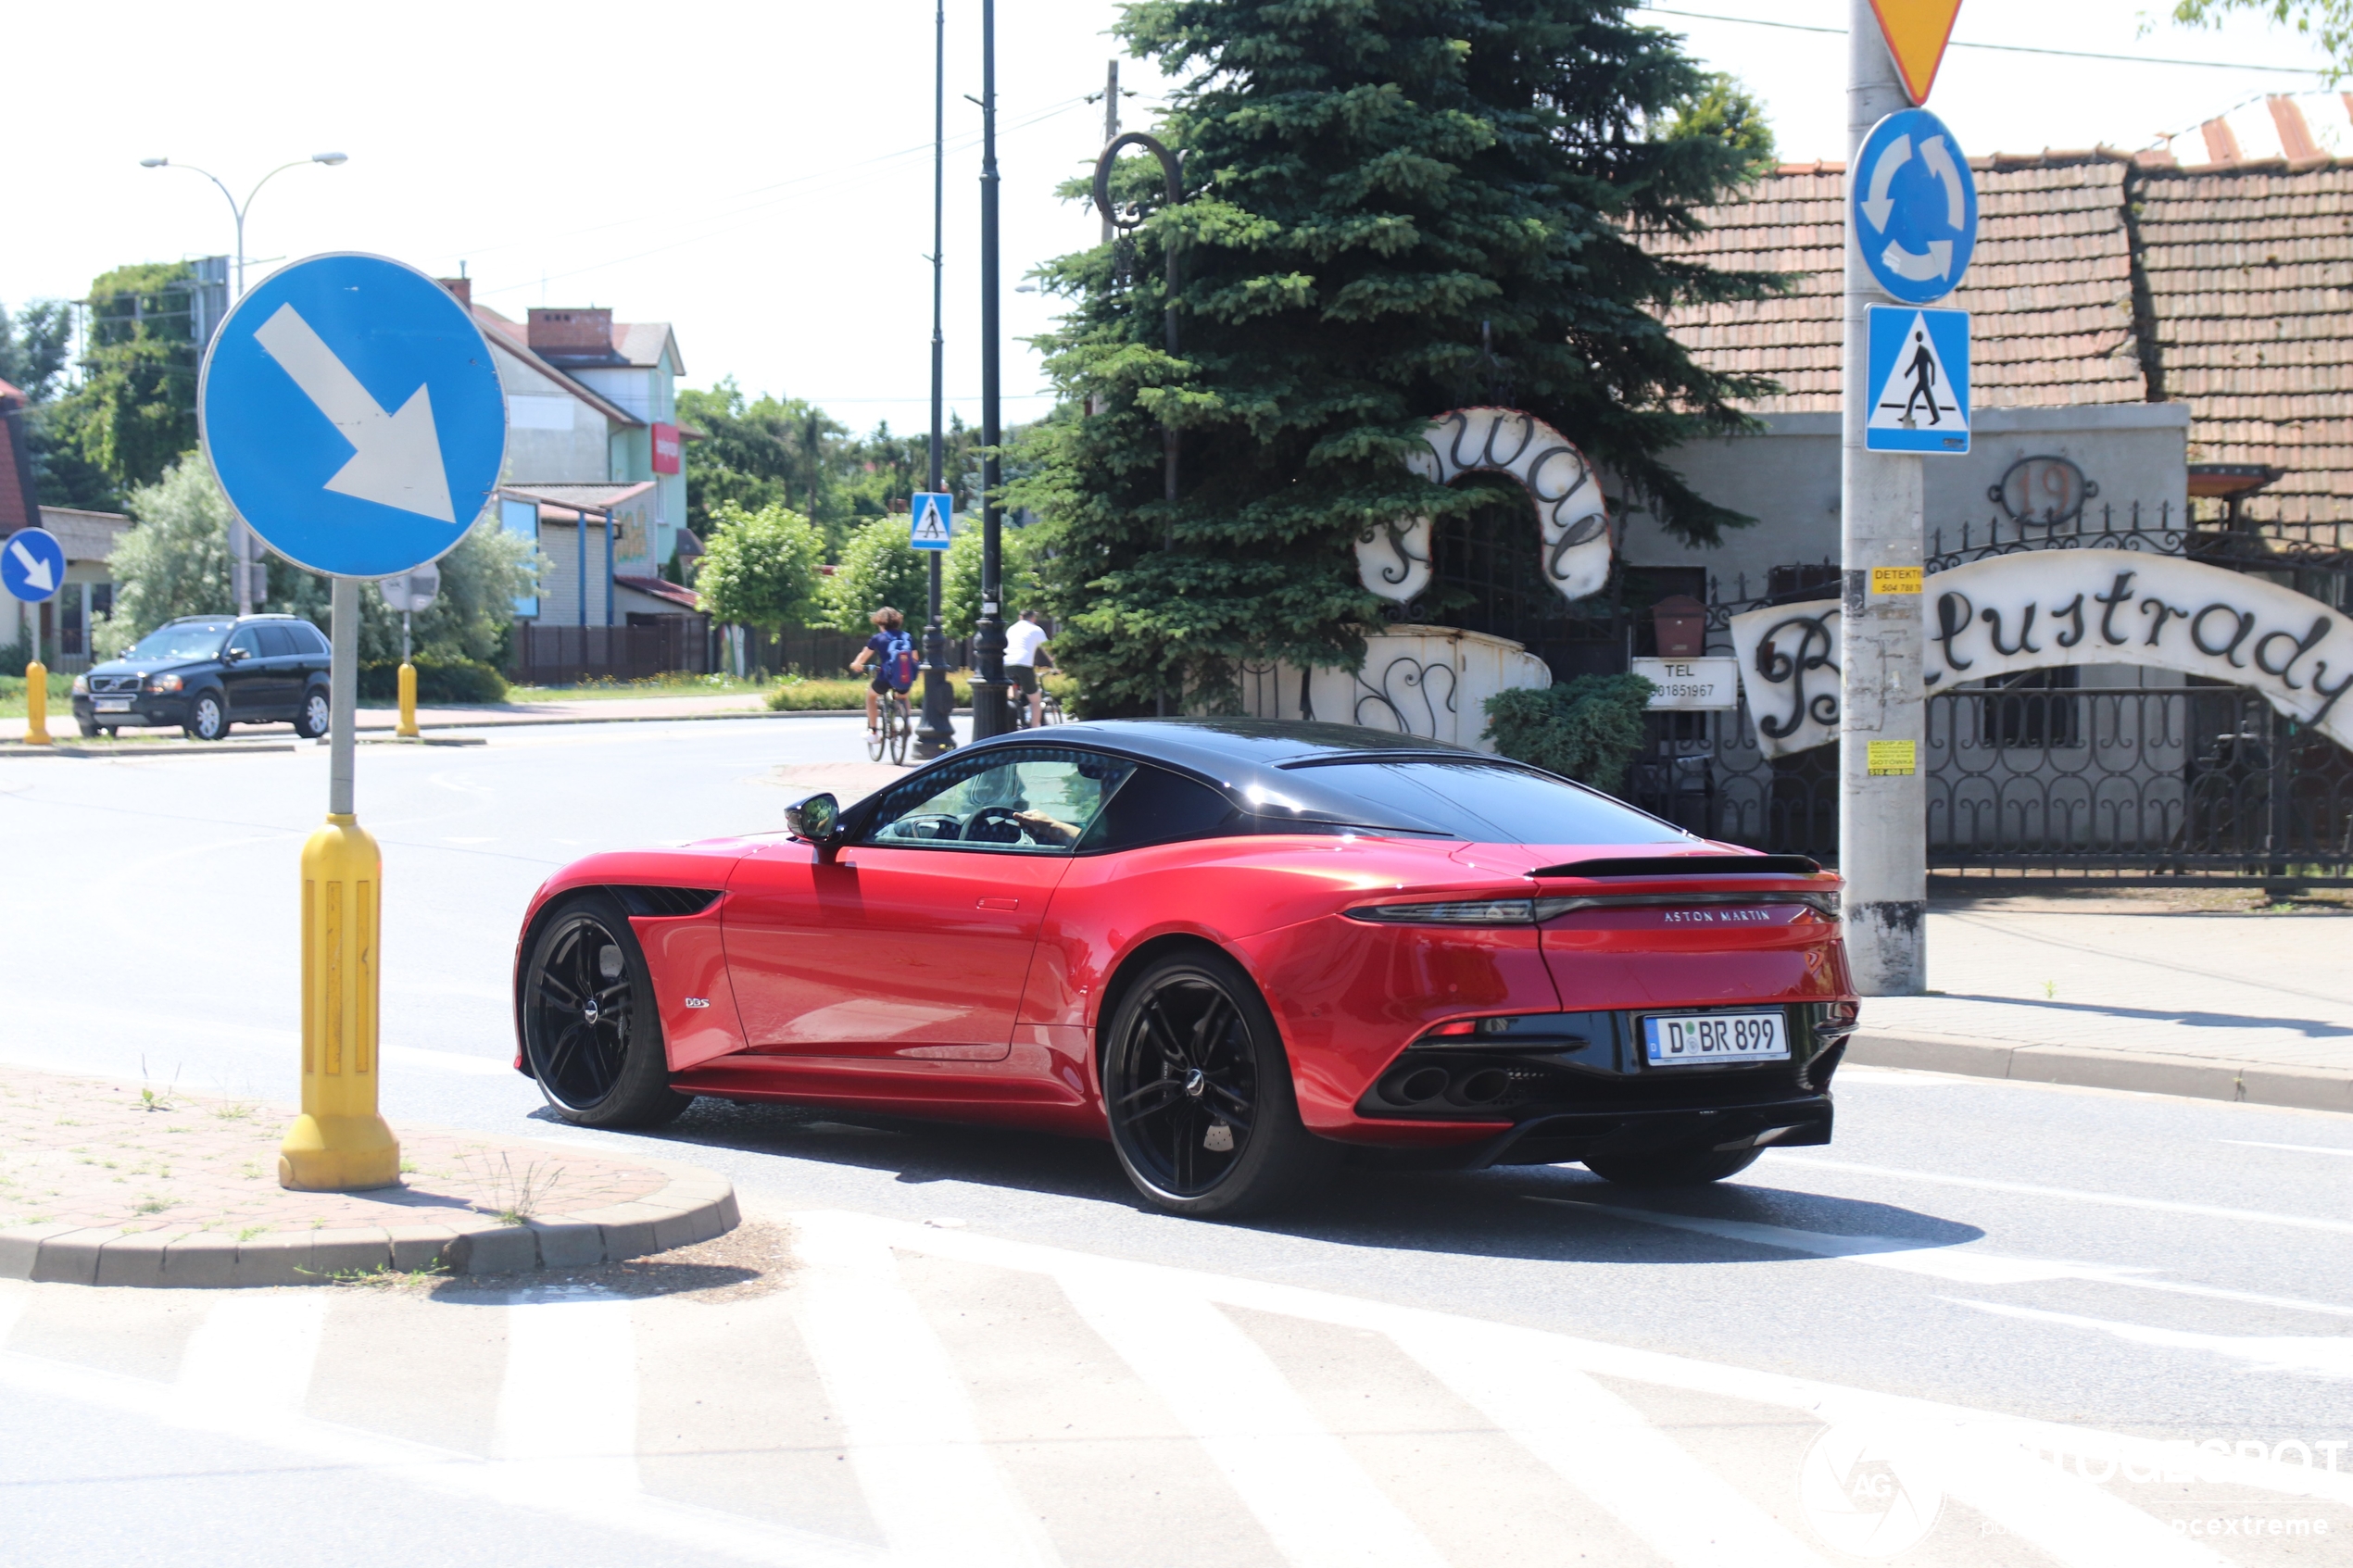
[1058,1270,1449,1568]
[793,1214,1063,1568]
[498,1291,640,1503]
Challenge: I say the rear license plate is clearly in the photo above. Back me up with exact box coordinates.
[1642,1010,1788,1066]
[94,698,132,713]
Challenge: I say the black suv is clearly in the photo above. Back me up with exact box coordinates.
[72,614,334,741]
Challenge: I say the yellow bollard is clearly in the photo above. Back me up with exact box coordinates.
[22,659,50,746]
[279,814,401,1190]
[395,659,419,738]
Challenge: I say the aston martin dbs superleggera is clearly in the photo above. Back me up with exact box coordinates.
[513,721,1856,1215]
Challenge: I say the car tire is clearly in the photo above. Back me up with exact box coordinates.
[296,686,331,740]
[77,721,100,739]
[1101,947,1336,1219]
[184,691,228,741]
[1583,1146,1764,1188]
[521,890,692,1129]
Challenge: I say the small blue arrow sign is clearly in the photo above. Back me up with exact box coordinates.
[1867,306,1970,454]
[1853,108,1977,306]
[910,492,954,551]
[2,526,65,604]
[199,253,507,579]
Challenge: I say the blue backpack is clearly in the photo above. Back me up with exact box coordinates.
[883,630,918,693]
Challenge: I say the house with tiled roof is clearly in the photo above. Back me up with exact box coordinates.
[436,282,701,651]
[1629,102,2353,611]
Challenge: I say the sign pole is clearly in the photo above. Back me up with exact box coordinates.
[1840,0,1927,995]
[280,572,398,1190]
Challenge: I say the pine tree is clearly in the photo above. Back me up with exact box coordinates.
[1014,0,1779,713]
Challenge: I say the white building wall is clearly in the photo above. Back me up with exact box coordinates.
[490,343,617,483]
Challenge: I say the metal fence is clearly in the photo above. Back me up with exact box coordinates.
[509,619,712,685]
[1608,505,2353,884]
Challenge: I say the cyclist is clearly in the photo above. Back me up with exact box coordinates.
[849,608,913,734]
[1004,608,1054,728]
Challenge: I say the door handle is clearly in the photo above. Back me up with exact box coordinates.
[976,897,1020,910]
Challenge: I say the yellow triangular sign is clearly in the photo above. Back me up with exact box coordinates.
[1869,0,1964,105]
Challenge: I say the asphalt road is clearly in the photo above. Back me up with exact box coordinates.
[3,719,2349,1565]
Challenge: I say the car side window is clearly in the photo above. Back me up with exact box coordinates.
[226,628,265,659]
[863,746,1136,854]
[1076,764,1242,853]
[257,626,299,658]
[296,622,332,657]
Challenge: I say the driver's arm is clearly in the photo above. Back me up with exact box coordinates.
[1011,809,1081,847]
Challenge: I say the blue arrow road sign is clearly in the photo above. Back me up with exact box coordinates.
[1867,306,1970,454]
[910,491,954,551]
[1853,108,1977,306]
[199,253,507,579]
[2,526,65,603]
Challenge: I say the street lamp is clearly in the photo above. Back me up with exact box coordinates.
[140,152,349,300]
[140,151,348,616]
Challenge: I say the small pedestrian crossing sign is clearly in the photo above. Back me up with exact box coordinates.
[910,492,954,551]
[1866,305,1969,454]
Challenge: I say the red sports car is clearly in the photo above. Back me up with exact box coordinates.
[512,721,1857,1216]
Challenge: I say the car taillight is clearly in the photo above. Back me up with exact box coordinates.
[1348,897,1591,925]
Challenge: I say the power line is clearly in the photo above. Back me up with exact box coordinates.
[1635,6,2330,75]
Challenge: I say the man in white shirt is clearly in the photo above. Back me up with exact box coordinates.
[1003,608,1053,728]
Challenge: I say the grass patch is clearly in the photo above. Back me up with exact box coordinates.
[504,671,771,703]
[0,671,77,721]
[767,672,975,712]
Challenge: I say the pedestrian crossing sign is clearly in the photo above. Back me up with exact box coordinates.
[1866,305,1969,453]
[910,491,954,551]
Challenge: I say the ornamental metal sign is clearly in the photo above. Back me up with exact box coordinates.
[1730,553,2353,757]
[1358,406,1613,607]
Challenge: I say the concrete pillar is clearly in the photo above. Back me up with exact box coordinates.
[1838,0,1928,996]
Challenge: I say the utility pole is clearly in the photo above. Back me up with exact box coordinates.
[915,0,955,758]
[970,0,1009,739]
[1100,60,1120,245]
[1839,0,1926,995]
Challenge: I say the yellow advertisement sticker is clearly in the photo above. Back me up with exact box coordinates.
[1867,740,1918,776]
[1870,566,1923,596]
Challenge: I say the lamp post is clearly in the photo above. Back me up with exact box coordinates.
[914,0,956,759]
[970,0,1011,740]
[1090,131,1183,712]
[140,151,349,618]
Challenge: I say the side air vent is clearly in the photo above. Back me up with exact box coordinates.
[1529,854,1824,879]
[613,885,724,918]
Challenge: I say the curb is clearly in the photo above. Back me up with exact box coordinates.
[0,1156,740,1288]
[1847,1031,2353,1115]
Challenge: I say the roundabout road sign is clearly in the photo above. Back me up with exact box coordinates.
[199,253,507,580]
[3,526,65,604]
[1852,107,1977,306]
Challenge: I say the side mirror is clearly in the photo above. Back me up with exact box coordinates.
[784,791,841,855]
[224,646,249,663]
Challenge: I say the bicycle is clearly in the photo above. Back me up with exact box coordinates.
[865,684,912,764]
[1009,682,1063,730]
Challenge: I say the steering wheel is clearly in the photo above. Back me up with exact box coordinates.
[964,805,1029,845]
[889,811,962,842]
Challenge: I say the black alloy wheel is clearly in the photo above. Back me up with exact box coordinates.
[1101,949,1333,1217]
[185,692,227,741]
[296,687,331,739]
[1584,1146,1763,1189]
[521,893,691,1128]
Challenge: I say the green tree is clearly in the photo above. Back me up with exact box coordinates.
[822,515,931,633]
[676,381,853,551]
[2170,0,2353,75]
[1481,673,1655,792]
[94,455,234,653]
[97,456,536,665]
[694,502,826,635]
[939,521,1049,638]
[0,299,72,401]
[54,262,208,499]
[1012,0,1780,713]
[1665,71,1776,168]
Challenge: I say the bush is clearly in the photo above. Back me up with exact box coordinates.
[766,671,975,711]
[1482,675,1657,794]
[358,657,509,705]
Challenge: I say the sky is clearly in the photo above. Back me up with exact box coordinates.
[0,1,2335,441]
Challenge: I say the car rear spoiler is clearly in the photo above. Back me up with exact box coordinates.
[1528,854,1826,879]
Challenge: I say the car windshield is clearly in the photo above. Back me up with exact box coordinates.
[1290,759,1694,845]
[123,624,232,662]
